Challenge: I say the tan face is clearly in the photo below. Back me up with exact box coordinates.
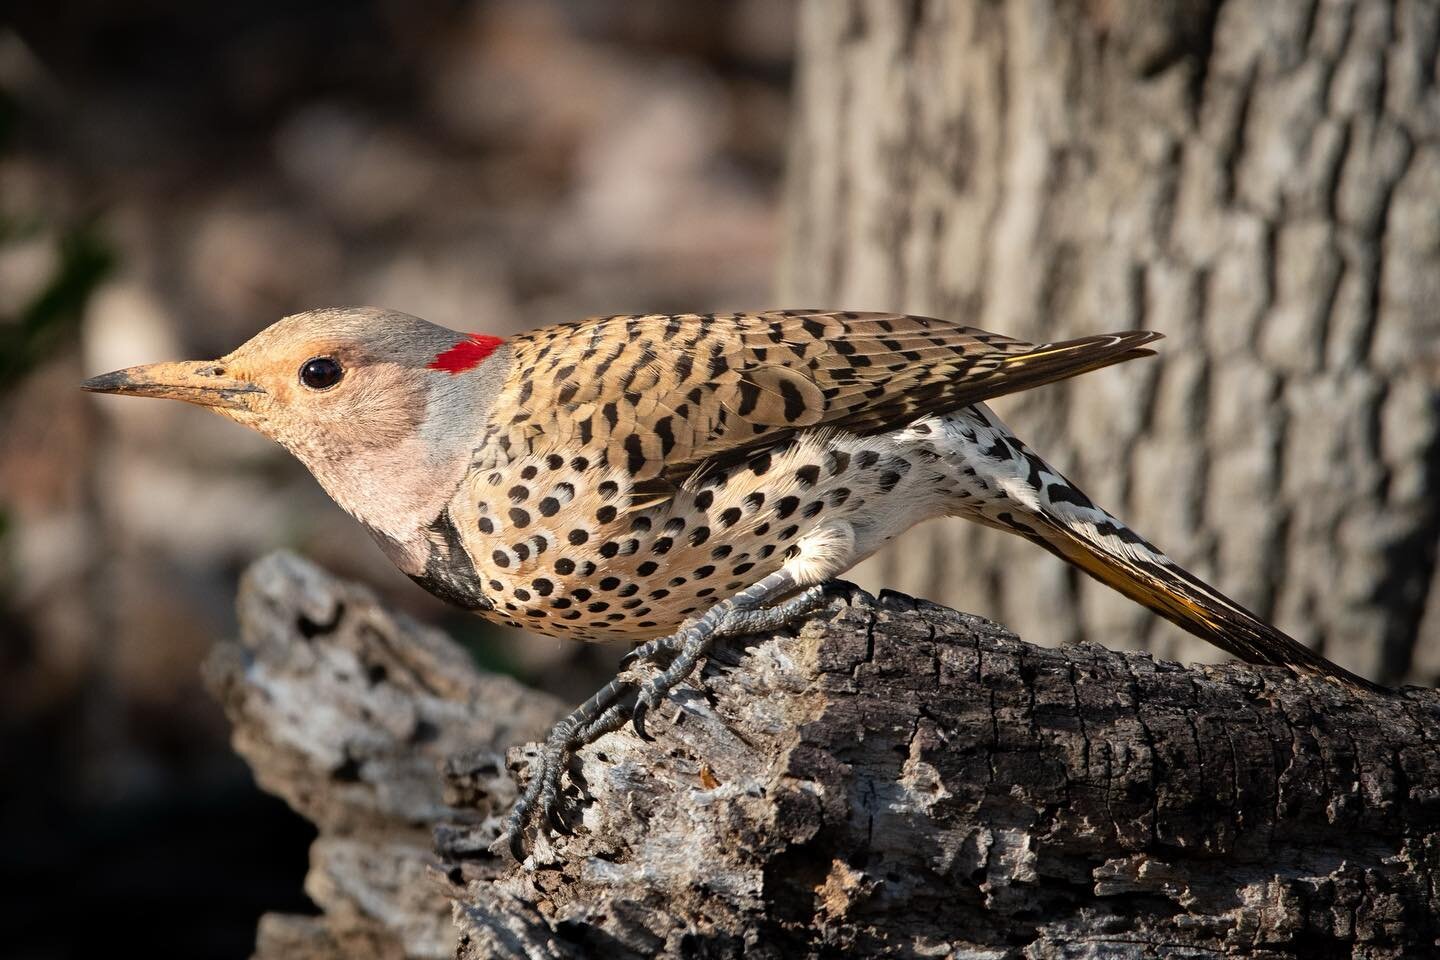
[82,312,429,461]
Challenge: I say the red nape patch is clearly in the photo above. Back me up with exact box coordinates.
[428,333,505,373]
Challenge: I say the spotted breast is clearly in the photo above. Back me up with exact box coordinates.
[448,309,1158,641]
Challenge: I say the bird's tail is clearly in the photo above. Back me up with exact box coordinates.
[1014,482,1383,693]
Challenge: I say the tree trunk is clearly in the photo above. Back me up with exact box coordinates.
[219,552,1440,959]
[779,0,1440,686]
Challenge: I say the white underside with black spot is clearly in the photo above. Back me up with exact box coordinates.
[440,401,1172,643]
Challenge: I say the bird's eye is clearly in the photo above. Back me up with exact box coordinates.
[299,357,343,390]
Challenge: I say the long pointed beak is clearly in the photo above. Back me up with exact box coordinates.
[81,360,264,410]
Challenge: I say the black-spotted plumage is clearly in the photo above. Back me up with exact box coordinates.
[80,304,1384,859]
[442,308,1374,693]
[473,310,1158,485]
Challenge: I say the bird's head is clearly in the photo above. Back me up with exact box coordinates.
[83,306,510,552]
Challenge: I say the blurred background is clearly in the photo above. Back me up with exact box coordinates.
[4,1,1439,957]
[0,2,793,956]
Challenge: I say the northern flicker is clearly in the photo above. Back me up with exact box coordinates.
[82,307,1379,854]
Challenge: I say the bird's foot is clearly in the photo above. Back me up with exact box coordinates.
[499,574,825,858]
[499,677,636,860]
[622,582,826,739]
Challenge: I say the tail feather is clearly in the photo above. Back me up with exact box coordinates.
[1023,508,1383,693]
[939,403,1382,693]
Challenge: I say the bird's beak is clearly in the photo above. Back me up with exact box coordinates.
[81,360,264,410]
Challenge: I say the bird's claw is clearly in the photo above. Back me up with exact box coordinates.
[500,576,819,857]
[546,795,575,835]
[630,698,653,740]
[508,822,528,861]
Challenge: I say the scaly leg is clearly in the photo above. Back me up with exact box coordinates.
[500,676,635,859]
[500,571,825,858]
[626,576,824,738]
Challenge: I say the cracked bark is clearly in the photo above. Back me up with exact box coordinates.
[221,552,1440,959]
[779,0,1440,686]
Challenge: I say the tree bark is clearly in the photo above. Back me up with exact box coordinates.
[218,552,1440,959]
[779,0,1440,686]
[205,551,564,960]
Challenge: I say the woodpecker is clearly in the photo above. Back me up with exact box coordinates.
[83,307,1379,854]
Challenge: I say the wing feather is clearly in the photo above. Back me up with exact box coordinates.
[481,311,1162,486]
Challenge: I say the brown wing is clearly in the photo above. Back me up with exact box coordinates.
[481,310,1160,485]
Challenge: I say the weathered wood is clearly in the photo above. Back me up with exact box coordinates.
[221,552,1440,959]
[205,551,563,960]
[779,0,1440,685]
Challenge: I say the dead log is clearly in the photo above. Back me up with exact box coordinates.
[215,552,1440,959]
[205,551,563,959]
